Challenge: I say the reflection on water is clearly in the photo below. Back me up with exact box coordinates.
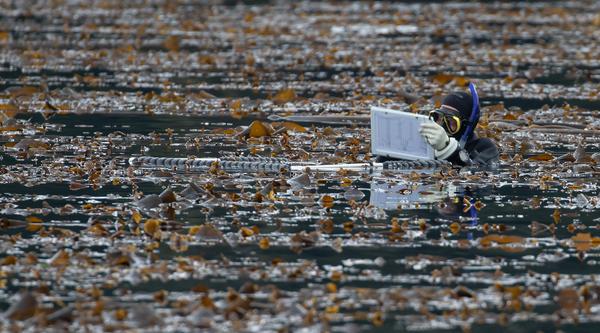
[369,179,455,209]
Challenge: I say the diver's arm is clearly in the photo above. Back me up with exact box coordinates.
[420,123,465,165]
[434,137,458,160]
[419,122,500,166]
[445,145,470,166]
[436,138,473,166]
[444,138,499,166]
[469,138,500,166]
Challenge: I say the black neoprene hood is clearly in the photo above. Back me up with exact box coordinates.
[440,91,478,139]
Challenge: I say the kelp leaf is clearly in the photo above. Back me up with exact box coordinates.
[272,88,297,104]
[528,153,554,161]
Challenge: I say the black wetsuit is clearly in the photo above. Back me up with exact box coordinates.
[376,133,499,167]
[448,134,499,166]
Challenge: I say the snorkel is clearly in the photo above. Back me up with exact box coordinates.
[458,83,480,149]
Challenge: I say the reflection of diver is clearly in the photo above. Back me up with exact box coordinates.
[369,181,482,225]
[437,196,478,223]
[436,187,480,239]
[369,179,456,210]
[369,180,482,239]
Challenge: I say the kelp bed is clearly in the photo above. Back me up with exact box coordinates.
[1,1,600,332]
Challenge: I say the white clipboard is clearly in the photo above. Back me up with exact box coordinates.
[370,106,435,160]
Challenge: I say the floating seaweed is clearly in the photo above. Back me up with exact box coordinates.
[0,1,600,332]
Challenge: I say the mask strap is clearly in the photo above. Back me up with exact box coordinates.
[459,83,480,149]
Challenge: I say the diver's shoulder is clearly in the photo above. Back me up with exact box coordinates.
[469,136,498,149]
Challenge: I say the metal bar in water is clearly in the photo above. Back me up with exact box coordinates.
[290,163,383,172]
[268,114,371,125]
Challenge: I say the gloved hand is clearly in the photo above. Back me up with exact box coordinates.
[419,122,449,150]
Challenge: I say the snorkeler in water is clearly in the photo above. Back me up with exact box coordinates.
[378,83,499,167]
[421,84,499,166]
